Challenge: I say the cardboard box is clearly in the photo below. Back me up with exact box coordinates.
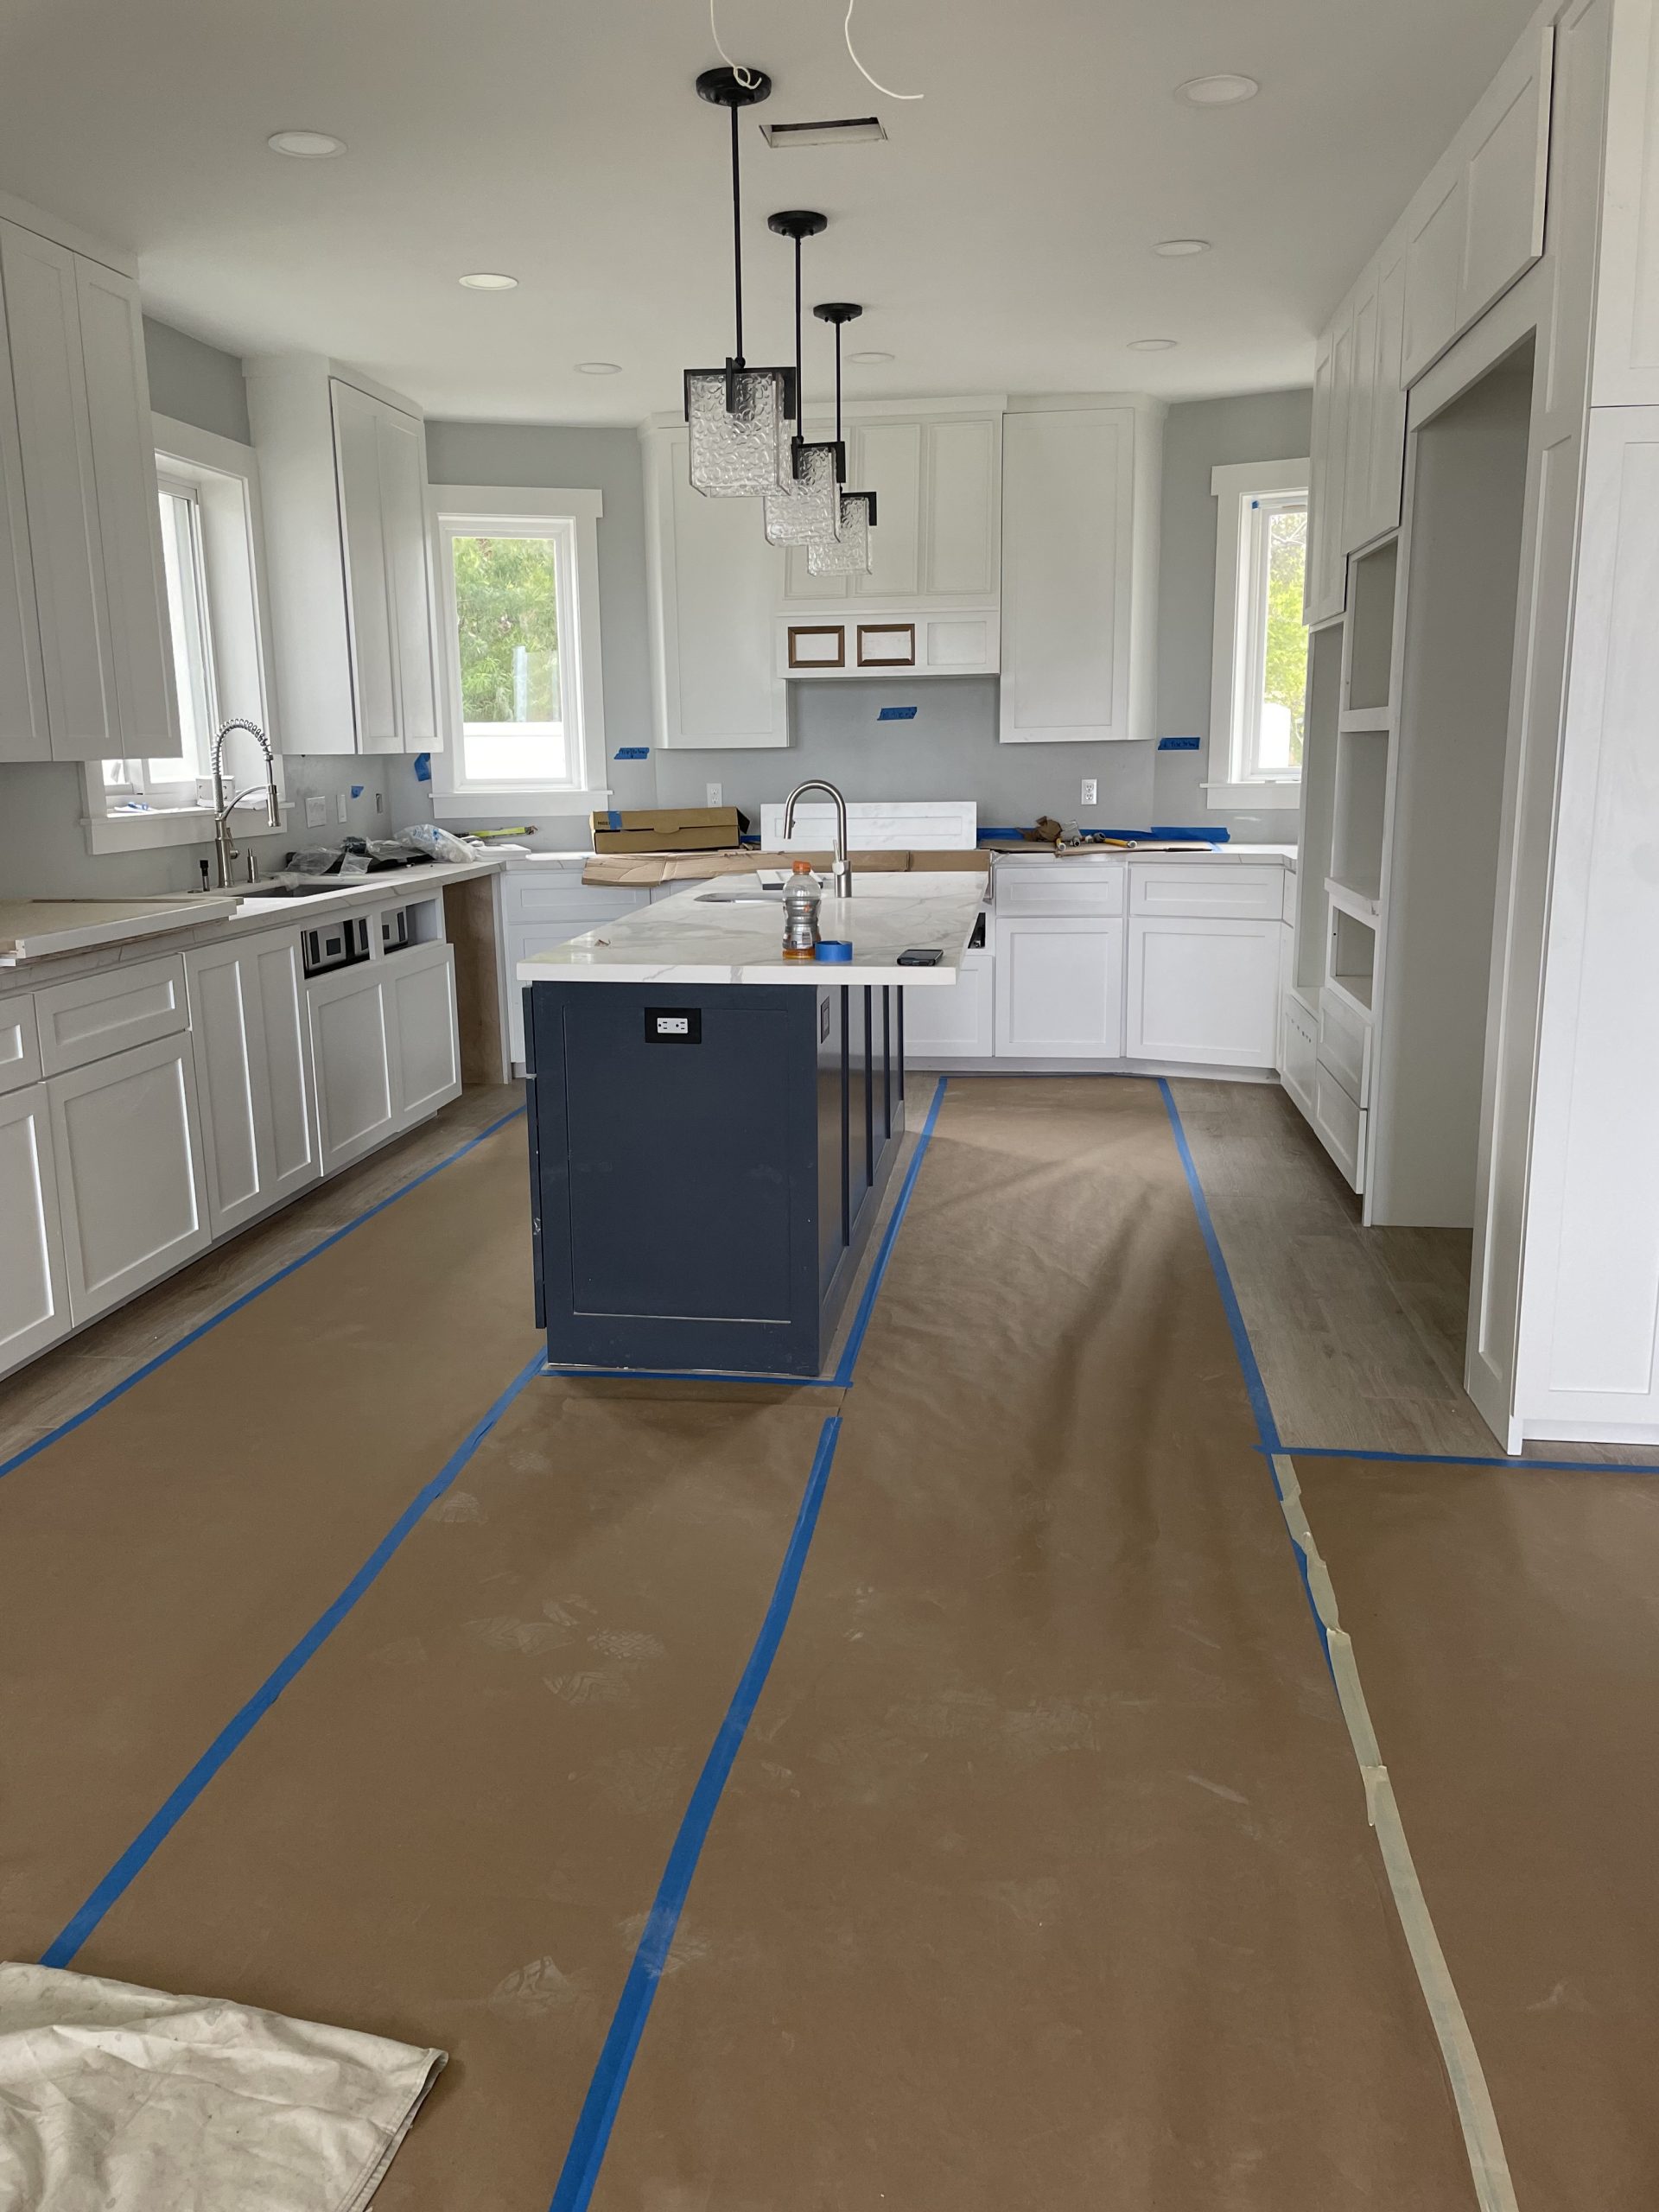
[581,848,989,888]
[590,806,747,854]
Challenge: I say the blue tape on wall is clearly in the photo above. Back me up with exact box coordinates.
[877,706,918,721]
[613,747,649,760]
[1158,735,1201,751]
[607,810,622,830]
[413,752,431,783]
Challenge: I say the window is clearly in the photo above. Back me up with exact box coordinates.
[429,486,607,814]
[85,414,281,852]
[1206,459,1310,811]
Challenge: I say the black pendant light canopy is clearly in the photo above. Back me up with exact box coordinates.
[762,211,845,547]
[809,302,878,572]
[683,67,798,497]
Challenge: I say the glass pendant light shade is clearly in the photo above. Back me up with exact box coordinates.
[808,490,875,575]
[685,365,797,497]
[764,440,844,543]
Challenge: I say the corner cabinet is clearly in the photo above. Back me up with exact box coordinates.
[1000,399,1162,744]
[0,210,176,764]
[246,354,440,755]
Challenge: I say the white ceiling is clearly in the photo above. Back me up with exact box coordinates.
[0,0,1540,424]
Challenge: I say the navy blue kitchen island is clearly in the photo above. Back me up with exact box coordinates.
[518,870,981,1379]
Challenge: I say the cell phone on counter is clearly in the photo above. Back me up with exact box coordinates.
[897,947,944,966]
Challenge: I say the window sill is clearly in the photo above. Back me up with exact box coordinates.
[82,804,296,856]
[1200,780,1301,813]
[430,787,611,821]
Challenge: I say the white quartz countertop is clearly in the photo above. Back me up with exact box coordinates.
[989,842,1295,867]
[516,872,982,988]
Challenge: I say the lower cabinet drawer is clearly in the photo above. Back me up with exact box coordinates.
[1312,1061,1367,1193]
[1128,862,1287,921]
[994,863,1125,918]
[35,952,189,1075]
[502,874,647,928]
[0,991,41,1098]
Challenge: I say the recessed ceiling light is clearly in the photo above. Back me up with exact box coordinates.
[1128,338,1179,352]
[1174,73,1259,106]
[459,271,518,290]
[849,349,893,365]
[576,361,622,375]
[1153,238,1211,257]
[267,130,346,159]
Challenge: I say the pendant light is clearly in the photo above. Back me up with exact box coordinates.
[808,303,878,574]
[763,212,845,547]
[683,67,797,498]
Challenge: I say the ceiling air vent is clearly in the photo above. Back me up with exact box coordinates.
[761,117,887,148]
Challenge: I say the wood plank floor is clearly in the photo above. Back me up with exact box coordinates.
[0,1082,524,1469]
[1173,1076,1656,1462]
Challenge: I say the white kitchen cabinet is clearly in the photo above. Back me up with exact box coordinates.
[247,353,438,755]
[994,915,1125,1059]
[902,951,994,1063]
[331,378,439,753]
[502,868,650,1067]
[306,961,399,1173]
[1000,401,1160,744]
[1124,916,1281,1068]
[0,258,47,763]
[0,217,175,762]
[385,943,461,1124]
[48,1031,210,1324]
[34,951,188,1075]
[644,424,787,748]
[187,931,320,1237]
[0,1082,70,1376]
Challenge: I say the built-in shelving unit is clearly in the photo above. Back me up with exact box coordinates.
[1342,538,1398,726]
[1329,726,1389,905]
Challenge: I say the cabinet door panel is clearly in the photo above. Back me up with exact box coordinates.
[1460,24,1553,330]
[995,916,1123,1058]
[0,1083,70,1376]
[50,1033,209,1322]
[853,421,922,601]
[376,401,439,747]
[191,945,264,1230]
[388,944,461,1124]
[1001,408,1130,742]
[0,221,115,756]
[1369,251,1408,540]
[331,380,398,751]
[650,429,785,747]
[1125,917,1281,1067]
[1403,170,1468,383]
[255,935,319,1196]
[900,955,993,1060]
[0,263,48,761]
[1342,277,1379,556]
[922,417,998,596]
[307,963,397,1172]
[75,257,176,757]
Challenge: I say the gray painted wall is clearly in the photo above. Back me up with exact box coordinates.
[143,316,251,445]
[1153,387,1313,842]
[423,422,656,819]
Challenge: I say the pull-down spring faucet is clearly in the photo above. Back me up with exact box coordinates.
[210,718,281,889]
[782,779,853,899]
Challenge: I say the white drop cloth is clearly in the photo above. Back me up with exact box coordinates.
[0,1963,445,2211]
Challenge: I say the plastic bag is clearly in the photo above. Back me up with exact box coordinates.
[397,823,479,865]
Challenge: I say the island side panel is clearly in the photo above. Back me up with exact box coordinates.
[528,981,825,1376]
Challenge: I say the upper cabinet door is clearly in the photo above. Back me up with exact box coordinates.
[374,400,439,748]
[75,257,178,758]
[1341,274,1380,556]
[1368,249,1408,542]
[1000,406,1133,743]
[852,420,923,601]
[921,416,1000,598]
[0,252,48,763]
[0,221,117,759]
[331,378,398,751]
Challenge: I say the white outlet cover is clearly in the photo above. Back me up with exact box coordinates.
[1081,779,1098,806]
[305,795,327,828]
[336,793,349,822]
[706,782,722,807]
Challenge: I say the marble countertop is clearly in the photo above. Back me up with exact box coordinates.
[517,872,982,988]
[990,842,1295,867]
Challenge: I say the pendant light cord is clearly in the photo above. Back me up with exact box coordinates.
[793,238,804,442]
[729,99,745,365]
[709,0,762,90]
[834,318,844,461]
[844,0,923,99]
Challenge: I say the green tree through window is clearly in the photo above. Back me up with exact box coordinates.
[1263,505,1307,762]
[452,534,560,724]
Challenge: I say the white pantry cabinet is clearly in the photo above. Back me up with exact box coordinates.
[1001,400,1162,743]
[1125,917,1282,1067]
[48,1030,210,1324]
[993,915,1125,1059]
[0,1082,70,1376]
[246,353,439,755]
[0,213,175,762]
[187,931,320,1237]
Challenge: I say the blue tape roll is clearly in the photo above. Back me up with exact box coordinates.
[815,939,853,962]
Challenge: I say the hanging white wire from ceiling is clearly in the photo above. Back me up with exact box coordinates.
[709,0,761,87]
[844,0,923,99]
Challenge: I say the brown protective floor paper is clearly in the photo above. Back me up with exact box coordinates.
[5,1077,1491,2209]
[1297,1453,1659,2212]
[0,1119,542,1950]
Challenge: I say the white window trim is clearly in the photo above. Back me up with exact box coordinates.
[1205,457,1310,812]
[82,414,289,855]
[427,483,609,819]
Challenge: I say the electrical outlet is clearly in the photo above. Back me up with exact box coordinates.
[336,792,348,823]
[705,782,722,807]
[304,795,327,829]
[1081,778,1097,806]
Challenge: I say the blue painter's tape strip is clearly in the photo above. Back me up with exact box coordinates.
[1148,826,1230,842]
[1157,735,1202,751]
[40,1343,550,1968]
[546,1413,843,2212]
[877,705,918,721]
[1262,1444,1659,1475]
[613,747,649,760]
[607,810,622,830]
[0,1107,528,1490]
